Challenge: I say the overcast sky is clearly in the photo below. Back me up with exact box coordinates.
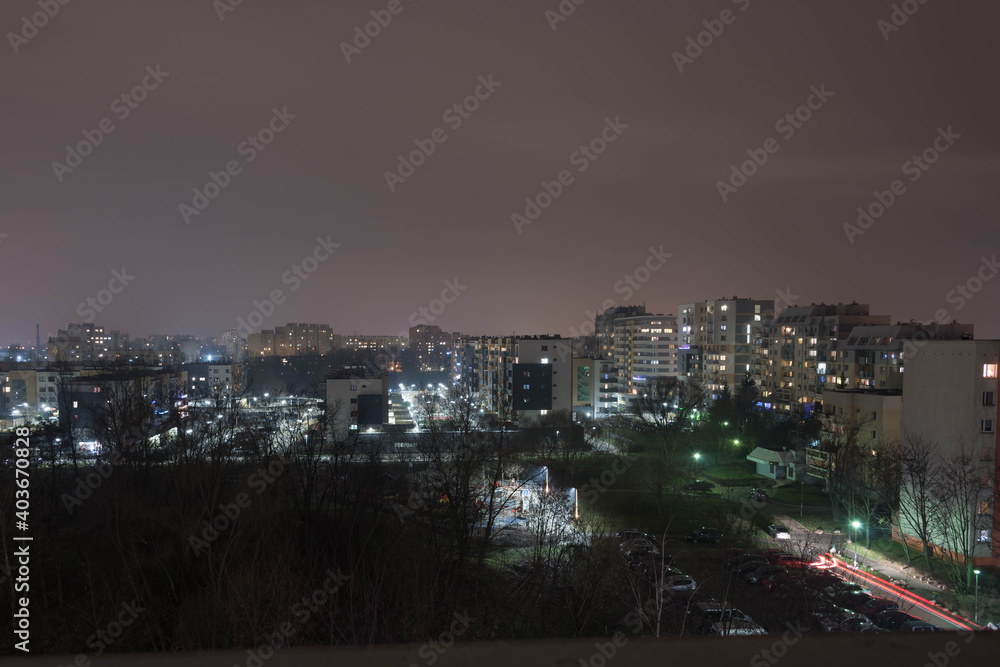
[1,0,998,345]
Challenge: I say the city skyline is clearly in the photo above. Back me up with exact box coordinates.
[2,0,999,344]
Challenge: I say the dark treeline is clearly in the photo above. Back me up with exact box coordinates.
[0,385,634,655]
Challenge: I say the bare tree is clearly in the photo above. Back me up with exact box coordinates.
[898,432,941,570]
[935,440,989,591]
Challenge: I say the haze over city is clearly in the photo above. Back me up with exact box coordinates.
[2,0,999,344]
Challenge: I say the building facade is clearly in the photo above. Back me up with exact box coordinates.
[753,303,890,416]
[900,339,999,569]
[612,314,678,409]
[679,297,774,399]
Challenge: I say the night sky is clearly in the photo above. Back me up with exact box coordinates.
[2,0,998,345]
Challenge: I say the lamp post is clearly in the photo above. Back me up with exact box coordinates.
[851,521,861,567]
[974,569,981,623]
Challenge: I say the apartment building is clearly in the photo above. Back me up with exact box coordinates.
[408,325,455,372]
[457,335,571,421]
[247,323,334,358]
[326,374,389,438]
[900,339,1000,569]
[679,297,774,399]
[612,314,678,409]
[595,305,646,360]
[185,363,244,399]
[753,303,890,416]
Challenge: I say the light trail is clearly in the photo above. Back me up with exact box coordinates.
[830,556,980,631]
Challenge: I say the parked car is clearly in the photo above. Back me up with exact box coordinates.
[871,610,921,631]
[659,575,698,595]
[839,616,877,633]
[858,596,900,618]
[767,523,791,539]
[773,555,813,570]
[746,565,787,584]
[688,599,763,635]
[727,554,767,571]
[749,487,769,502]
[638,561,684,582]
[685,527,723,543]
[831,591,872,612]
[721,547,744,564]
[823,579,866,597]
[616,529,655,543]
[899,620,944,632]
[683,480,714,493]
[620,538,660,555]
[733,560,772,577]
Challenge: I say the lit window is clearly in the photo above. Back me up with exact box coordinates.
[985,364,998,378]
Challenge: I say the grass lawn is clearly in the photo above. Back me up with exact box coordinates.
[793,513,848,535]
[768,484,828,507]
[702,462,756,481]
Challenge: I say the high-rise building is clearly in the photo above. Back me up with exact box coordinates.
[612,314,678,409]
[679,297,775,399]
[408,325,455,371]
[457,335,571,421]
[595,305,646,360]
[753,303,890,416]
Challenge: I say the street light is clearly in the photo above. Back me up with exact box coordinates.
[851,521,861,567]
[974,569,981,623]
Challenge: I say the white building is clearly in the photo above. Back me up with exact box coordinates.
[326,375,387,438]
[900,339,999,569]
[612,314,679,409]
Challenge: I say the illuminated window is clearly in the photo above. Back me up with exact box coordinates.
[985,364,998,378]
